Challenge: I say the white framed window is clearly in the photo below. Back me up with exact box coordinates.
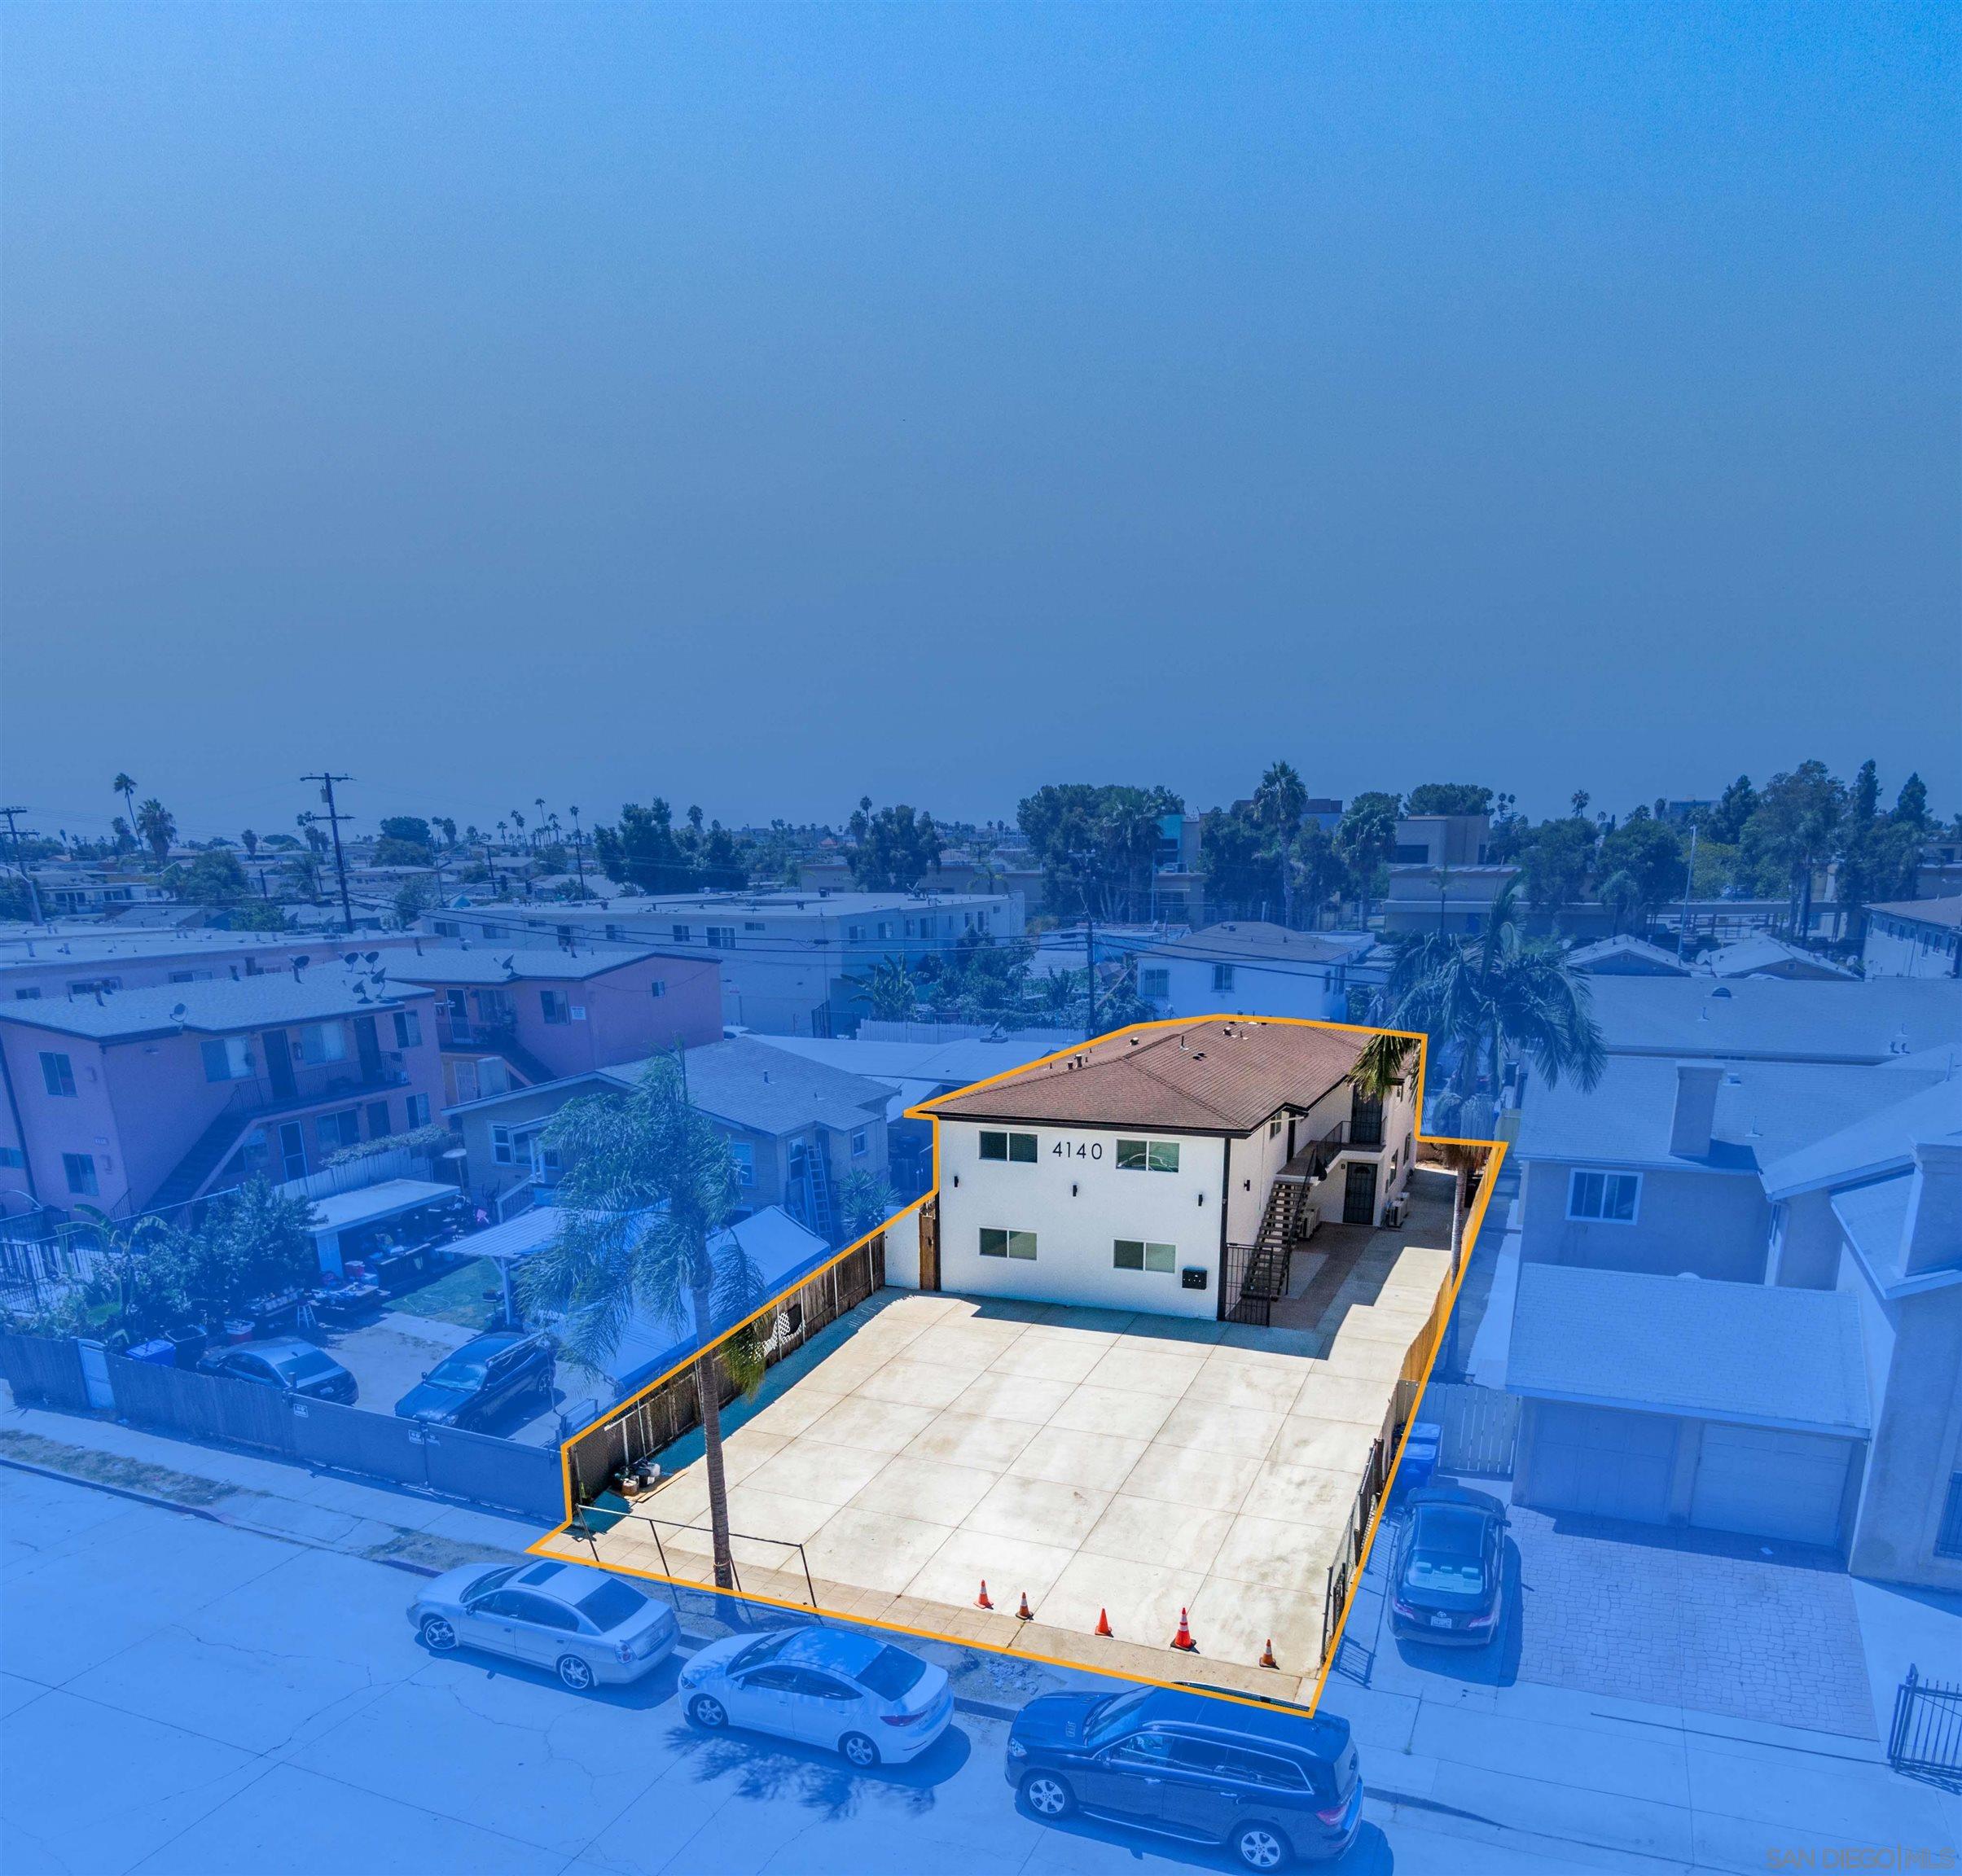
[200,1037,252,1082]
[392,1010,422,1048]
[649,980,667,999]
[39,1051,77,1098]
[299,1022,347,1065]
[540,989,569,1024]
[404,1094,431,1128]
[1268,1116,1282,1139]
[1117,1137,1180,1173]
[1567,1168,1641,1224]
[62,1151,98,1196]
[1212,963,1235,993]
[491,1124,515,1165]
[1139,967,1169,999]
[980,1227,1037,1260]
[850,1127,869,1159]
[980,1130,1038,1164]
[316,1109,361,1152]
[1113,1239,1176,1273]
[730,1141,755,1187]
[671,924,691,943]
[706,927,735,949]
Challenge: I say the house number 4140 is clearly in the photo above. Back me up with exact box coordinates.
[1052,1141,1103,1160]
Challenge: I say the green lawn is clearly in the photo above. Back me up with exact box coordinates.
[387,1256,503,1332]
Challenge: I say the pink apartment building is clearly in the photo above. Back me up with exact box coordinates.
[393,945,722,1107]
[0,968,445,1221]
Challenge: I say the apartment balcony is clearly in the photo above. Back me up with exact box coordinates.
[436,1013,517,1052]
[218,1060,410,1120]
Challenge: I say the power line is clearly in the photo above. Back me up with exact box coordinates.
[300,773,356,934]
[0,808,46,925]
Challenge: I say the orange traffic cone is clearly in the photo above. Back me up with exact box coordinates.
[1170,1607,1197,1651]
[976,1580,993,1610]
[1095,1607,1113,1637]
[1016,1592,1034,1621]
[1259,1638,1278,1669]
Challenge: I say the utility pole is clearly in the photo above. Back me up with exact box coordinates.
[0,808,46,925]
[1676,822,1698,960]
[301,773,356,932]
[569,806,587,898]
[1082,913,1098,1041]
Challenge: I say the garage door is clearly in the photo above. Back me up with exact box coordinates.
[1527,1402,1677,1524]
[1689,1423,1852,1549]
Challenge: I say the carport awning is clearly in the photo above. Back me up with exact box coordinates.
[1508,1263,1870,1439]
[307,1178,458,1236]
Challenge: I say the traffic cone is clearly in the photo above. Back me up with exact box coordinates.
[1095,1607,1113,1637]
[1170,1607,1196,1651]
[1016,1592,1034,1621]
[1259,1638,1278,1669]
[976,1580,993,1610]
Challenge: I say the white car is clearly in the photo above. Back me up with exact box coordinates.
[678,1624,953,1766]
[410,1558,678,1691]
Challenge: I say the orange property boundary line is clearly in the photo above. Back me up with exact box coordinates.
[525,1014,1504,1721]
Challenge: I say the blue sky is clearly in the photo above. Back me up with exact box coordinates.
[2,4,1955,838]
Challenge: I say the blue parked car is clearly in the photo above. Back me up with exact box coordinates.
[1007,1683,1363,1868]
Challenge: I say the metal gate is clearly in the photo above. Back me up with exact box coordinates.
[1889,1666,1962,1780]
[1424,1382,1521,1476]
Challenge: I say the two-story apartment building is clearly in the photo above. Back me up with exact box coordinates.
[426,888,1025,1036]
[0,967,445,1221]
[1863,896,1962,980]
[918,1017,1419,1321]
[448,1037,892,1243]
[392,945,720,1107]
[1133,922,1380,1023]
[0,927,426,1002]
[1509,1050,1962,1587]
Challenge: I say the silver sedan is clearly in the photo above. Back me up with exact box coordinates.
[410,1558,678,1691]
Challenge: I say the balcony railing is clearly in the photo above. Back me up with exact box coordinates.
[436,1014,516,1052]
[221,1061,409,1119]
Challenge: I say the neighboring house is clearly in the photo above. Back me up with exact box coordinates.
[1703,935,1855,981]
[1863,897,1962,980]
[0,967,443,1221]
[1391,813,1493,868]
[1133,923,1379,1022]
[427,888,1025,1037]
[23,870,173,920]
[1565,935,1694,977]
[1379,864,1521,937]
[393,946,720,1107]
[1508,1052,1962,1585]
[0,927,426,1001]
[918,1016,1418,1320]
[447,1037,892,1244]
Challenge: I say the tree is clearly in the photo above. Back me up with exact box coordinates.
[594,800,750,894]
[847,955,919,1022]
[164,848,250,907]
[241,829,259,857]
[380,816,433,849]
[1382,879,1605,1133]
[1198,805,1268,920]
[839,1168,902,1241]
[112,773,139,838]
[520,1058,766,1591]
[1252,761,1309,924]
[1894,773,1929,830]
[1335,791,1401,925]
[135,798,177,864]
[393,879,433,929]
[1740,761,1844,931]
[373,837,433,866]
[847,803,941,892]
[1516,817,1595,925]
[1405,784,1494,817]
[109,816,137,856]
[225,900,290,932]
[1017,783,1183,919]
[1594,811,1686,927]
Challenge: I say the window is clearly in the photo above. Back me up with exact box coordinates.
[200,1037,252,1082]
[62,1152,98,1197]
[392,1010,422,1048]
[0,1146,24,1168]
[730,1141,755,1187]
[846,925,865,941]
[1937,1475,1962,1559]
[850,1127,868,1159]
[365,1100,392,1137]
[649,980,666,999]
[1268,1116,1282,1138]
[744,920,765,931]
[1211,963,1234,993]
[1567,1168,1641,1224]
[979,1227,1038,1260]
[540,989,569,1025]
[1139,967,1169,999]
[298,1023,346,1065]
[979,1130,1038,1164]
[705,927,735,949]
[39,1052,76,1098]
[492,1124,516,1165]
[316,1110,361,1152]
[1117,1138,1180,1173]
[671,924,691,944]
[405,1094,431,1128]
[1113,1239,1176,1273]
[13,987,42,999]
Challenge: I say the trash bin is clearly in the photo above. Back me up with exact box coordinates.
[125,1339,178,1367]
[1400,1422,1442,1490]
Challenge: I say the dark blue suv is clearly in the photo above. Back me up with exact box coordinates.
[1007,1684,1363,1869]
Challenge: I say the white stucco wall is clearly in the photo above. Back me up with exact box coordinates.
[1146,957,1346,1021]
[937,1117,1228,1318]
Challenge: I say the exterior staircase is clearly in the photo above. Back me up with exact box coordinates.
[148,1109,252,1212]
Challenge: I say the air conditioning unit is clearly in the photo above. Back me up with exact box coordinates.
[1384,1193,1409,1229]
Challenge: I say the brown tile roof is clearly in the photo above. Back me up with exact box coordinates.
[920,1017,1366,1133]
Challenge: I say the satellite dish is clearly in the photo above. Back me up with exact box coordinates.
[364,950,380,964]
[169,1002,187,1021]
[295,955,310,969]
[343,952,358,966]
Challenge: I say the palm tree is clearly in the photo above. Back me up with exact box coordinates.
[846,955,919,1023]
[134,797,176,864]
[112,774,138,842]
[510,809,526,851]
[1380,879,1604,1134]
[534,797,547,849]
[1252,760,1308,927]
[520,1056,765,1592]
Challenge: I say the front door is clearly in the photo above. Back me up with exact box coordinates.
[262,1028,297,1101]
[1342,1159,1379,1225]
[353,1015,383,1081]
[277,1120,306,1180]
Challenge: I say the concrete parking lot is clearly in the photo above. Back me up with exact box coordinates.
[311,1313,568,1449]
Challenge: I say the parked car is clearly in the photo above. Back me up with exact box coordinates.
[410,1558,678,1690]
[1007,1684,1363,1869]
[393,1330,554,1428]
[1387,1484,1507,1646]
[679,1625,952,1767]
[196,1337,358,1405]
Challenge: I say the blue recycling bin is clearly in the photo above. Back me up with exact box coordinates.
[1399,1422,1442,1490]
[125,1339,178,1366]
